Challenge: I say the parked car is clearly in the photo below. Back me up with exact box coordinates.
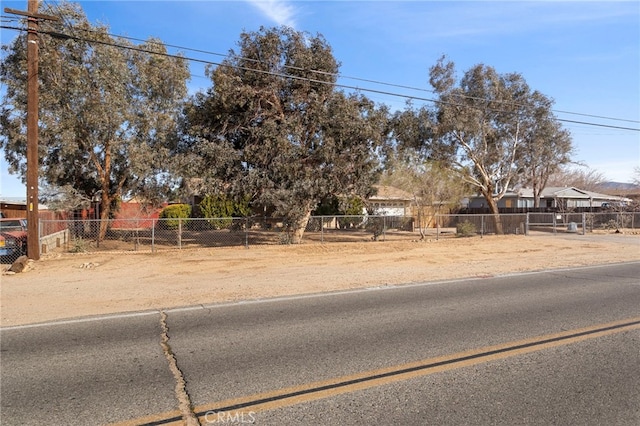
[601,201,628,210]
[0,218,27,262]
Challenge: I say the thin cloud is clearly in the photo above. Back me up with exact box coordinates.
[246,0,297,28]
[358,2,638,43]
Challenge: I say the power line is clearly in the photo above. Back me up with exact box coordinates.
[45,17,436,101]
[2,23,639,132]
[24,6,640,127]
[52,24,640,125]
[558,119,640,132]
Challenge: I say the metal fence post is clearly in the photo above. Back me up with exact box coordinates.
[436,214,439,241]
[321,216,324,243]
[178,218,182,249]
[481,214,484,238]
[525,212,529,236]
[618,212,622,230]
[38,218,42,258]
[582,212,586,235]
[383,216,386,242]
[245,217,249,248]
[152,219,156,253]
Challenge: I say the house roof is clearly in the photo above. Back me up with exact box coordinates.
[0,198,49,210]
[369,185,414,202]
[469,186,631,202]
[515,187,630,201]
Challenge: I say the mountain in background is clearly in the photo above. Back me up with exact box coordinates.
[595,182,640,199]
[596,181,640,191]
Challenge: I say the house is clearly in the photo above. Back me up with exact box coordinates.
[367,185,458,228]
[465,187,632,211]
[367,185,415,216]
[0,197,48,218]
[111,198,166,229]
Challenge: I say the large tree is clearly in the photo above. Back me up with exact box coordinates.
[428,57,569,232]
[0,1,189,238]
[178,26,386,243]
[519,91,573,207]
[547,165,606,191]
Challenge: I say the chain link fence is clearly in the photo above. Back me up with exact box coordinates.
[38,212,639,255]
[38,215,417,254]
[433,212,640,238]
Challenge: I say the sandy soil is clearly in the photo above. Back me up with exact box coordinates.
[1,233,639,327]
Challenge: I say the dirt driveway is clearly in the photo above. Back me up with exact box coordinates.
[1,233,639,327]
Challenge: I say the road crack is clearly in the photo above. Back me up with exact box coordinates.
[159,311,201,426]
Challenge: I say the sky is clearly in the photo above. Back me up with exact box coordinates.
[1,0,639,198]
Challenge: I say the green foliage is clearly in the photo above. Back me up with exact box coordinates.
[160,204,191,229]
[519,92,573,207]
[366,217,385,241]
[313,196,366,229]
[456,220,477,237]
[68,238,89,253]
[313,197,340,215]
[198,194,250,229]
[340,197,365,216]
[178,27,385,242]
[337,197,365,229]
[424,56,573,223]
[314,196,364,216]
[0,2,189,238]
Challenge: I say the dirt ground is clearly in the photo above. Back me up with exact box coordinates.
[1,232,639,327]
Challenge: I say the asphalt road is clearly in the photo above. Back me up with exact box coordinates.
[1,262,639,425]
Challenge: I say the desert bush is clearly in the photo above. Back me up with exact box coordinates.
[159,204,191,229]
[341,197,365,216]
[69,237,90,253]
[366,216,385,241]
[601,219,620,230]
[456,220,477,237]
[198,194,250,229]
[199,195,233,229]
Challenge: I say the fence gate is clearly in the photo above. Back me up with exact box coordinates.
[526,212,586,235]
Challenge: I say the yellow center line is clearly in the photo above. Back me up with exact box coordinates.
[110,317,640,426]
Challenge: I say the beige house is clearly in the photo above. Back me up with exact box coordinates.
[367,185,449,229]
[466,187,631,210]
[367,185,415,216]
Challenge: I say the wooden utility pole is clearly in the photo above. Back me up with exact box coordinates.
[26,0,39,260]
[4,1,58,260]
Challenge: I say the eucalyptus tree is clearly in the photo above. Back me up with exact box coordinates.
[519,91,573,207]
[0,2,189,238]
[428,57,571,232]
[179,26,386,243]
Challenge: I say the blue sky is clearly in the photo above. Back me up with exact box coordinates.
[1,0,639,198]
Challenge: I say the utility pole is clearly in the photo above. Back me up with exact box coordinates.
[4,1,58,260]
[26,0,39,260]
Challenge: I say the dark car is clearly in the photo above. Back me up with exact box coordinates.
[0,218,27,262]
